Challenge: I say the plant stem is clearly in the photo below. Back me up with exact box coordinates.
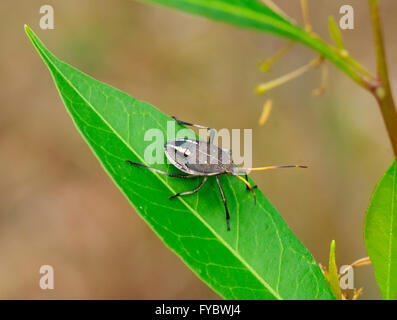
[369,0,397,158]
[343,54,375,81]
[256,55,323,94]
[300,0,312,33]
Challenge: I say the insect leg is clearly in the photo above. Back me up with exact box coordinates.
[169,177,208,199]
[208,129,215,144]
[126,161,198,179]
[244,176,257,206]
[216,176,231,231]
[232,174,257,206]
[172,116,215,144]
[244,174,257,190]
[172,116,209,129]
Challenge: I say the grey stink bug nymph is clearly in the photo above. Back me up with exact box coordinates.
[126,116,307,231]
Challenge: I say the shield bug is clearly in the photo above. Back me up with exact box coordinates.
[126,116,307,231]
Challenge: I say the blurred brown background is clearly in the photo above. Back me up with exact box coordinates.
[0,0,396,299]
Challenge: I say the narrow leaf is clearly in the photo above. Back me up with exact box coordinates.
[328,240,342,300]
[328,16,345,50]
[142,0,363,86]
[365,160,397,300]
[25,25,334,300]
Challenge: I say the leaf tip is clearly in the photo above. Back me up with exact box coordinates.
[330,239,336,252]
[24,24,36,43]
[24,24,31,35]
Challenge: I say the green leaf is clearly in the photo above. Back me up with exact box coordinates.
[25,25,334,300]
[328,16,345,50]
[328,240,342,300]
[142,0,363,86]
[365,160,397,300]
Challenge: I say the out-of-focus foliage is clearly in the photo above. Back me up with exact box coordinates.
[143,0,365,85]
[365,161,397,300]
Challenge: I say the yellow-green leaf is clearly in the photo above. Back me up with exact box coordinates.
[328,240,342,299]
[365,160,397,300]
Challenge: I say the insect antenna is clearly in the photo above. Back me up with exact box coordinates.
[246,165,308,171]
[230,165,307,205]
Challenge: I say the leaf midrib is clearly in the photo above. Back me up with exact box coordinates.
[151,0,297,32]
[386,164,396,298]
[29,30,283,300]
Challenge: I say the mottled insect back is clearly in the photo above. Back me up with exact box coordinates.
[164,138,235,175]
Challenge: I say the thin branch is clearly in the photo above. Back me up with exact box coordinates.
[259,99,273,126]
[259,41,294,73]
[350,257,371,268]
[256,55,323,94]
[343,54,376,81]
[369,0,397,158]
[312,62,328,96]
[300,0,312,33]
